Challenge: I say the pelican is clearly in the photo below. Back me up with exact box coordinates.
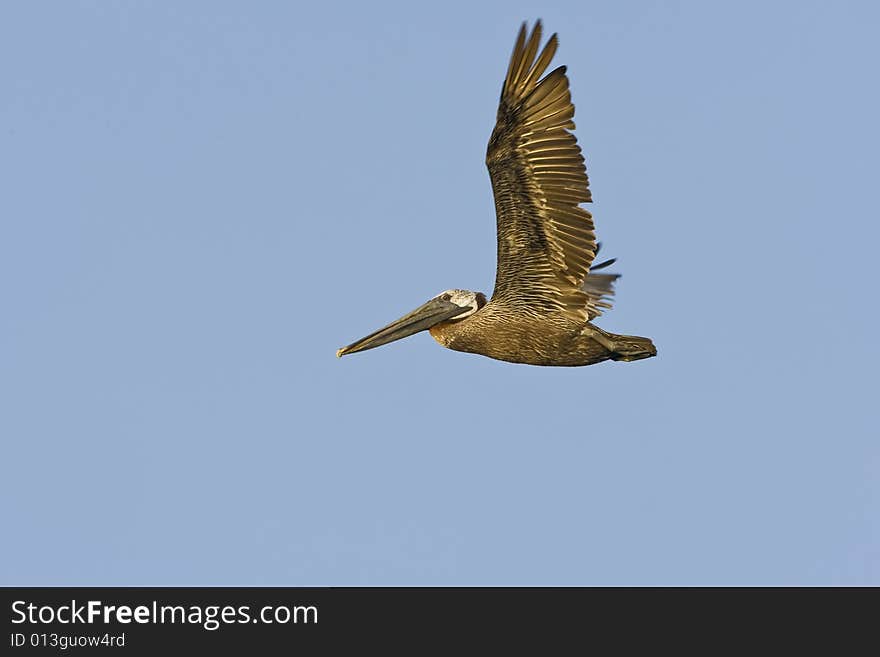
[337,21,656,367]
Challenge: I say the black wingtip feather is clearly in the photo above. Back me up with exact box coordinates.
[590,258,617,271]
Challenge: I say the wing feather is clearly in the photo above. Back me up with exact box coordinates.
[487,21,600,319]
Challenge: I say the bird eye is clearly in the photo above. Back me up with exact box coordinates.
[440,293,451,301]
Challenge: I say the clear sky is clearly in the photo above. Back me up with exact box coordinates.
[2,1,877,585]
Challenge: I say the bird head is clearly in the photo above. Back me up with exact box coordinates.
[336,289,486,357]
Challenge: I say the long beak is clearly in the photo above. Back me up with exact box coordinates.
[337,298,467,358]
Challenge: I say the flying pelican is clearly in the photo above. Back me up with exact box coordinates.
[337,21,656,367]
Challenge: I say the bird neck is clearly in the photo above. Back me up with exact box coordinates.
[429,320,463,348]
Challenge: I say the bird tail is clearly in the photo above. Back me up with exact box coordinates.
[607,333,657,362]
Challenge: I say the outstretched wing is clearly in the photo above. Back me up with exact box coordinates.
[487,21,597,320]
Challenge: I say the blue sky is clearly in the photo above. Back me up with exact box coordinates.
[2,1,877,585]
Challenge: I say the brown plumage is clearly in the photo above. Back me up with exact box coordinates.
[337,21,656,367]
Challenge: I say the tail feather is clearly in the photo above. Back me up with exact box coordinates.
[609,334,657,362]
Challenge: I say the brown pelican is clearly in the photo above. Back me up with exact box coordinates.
[337,21,656,367]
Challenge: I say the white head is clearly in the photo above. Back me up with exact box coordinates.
[434,289,487,320]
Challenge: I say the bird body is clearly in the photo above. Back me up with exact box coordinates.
[430,303,655,367]
[337,21,656,367]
